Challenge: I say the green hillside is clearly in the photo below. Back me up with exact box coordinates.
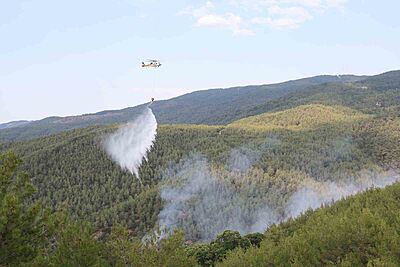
[2,149,400,266]
[219,182,400,266]
[0,105,146,143]
[0,74,367,142]
[2,70,399,143]
[229,104,369,131]
[1,104,399,243]
[244,71,400,119]
[1,70,399,143]
[151,74,365,125]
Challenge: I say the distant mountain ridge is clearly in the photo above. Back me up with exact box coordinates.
[151,74,366,125]
[1,70,399,142]
[0,120,31,130]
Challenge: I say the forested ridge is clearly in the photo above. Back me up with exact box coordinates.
[243,70,400,119]
[4,70,399,142]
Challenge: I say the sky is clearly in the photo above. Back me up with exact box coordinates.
[0,0,399,123]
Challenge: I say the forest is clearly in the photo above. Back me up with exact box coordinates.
[2,150,400,266]
[0,71,399,266]
[1,103,399,237]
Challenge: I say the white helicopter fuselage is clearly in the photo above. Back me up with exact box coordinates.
[142,61,162,68]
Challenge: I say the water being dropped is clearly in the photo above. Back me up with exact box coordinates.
[103,106,157,182]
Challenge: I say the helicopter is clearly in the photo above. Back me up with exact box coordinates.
[142,60,161,103]
[142,59,162,68]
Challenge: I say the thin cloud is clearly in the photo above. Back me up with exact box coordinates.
[181,0,348,33]
[252,6,313,29]
[230,0,347,10]
[325,0,348,9]
[181,1,254,36]
[196,13,254,36]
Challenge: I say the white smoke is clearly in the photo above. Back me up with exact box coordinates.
[158,154,278,241]
[158,151,400,241]
[227,135,281,173]
[103,106,157,181]
[285,170,400,218]
[158,136,283,241]
[227,148,258,173]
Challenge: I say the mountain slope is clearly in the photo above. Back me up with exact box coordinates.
[151,74,365,125]
[3,147,400,266]
[0,105,146,143]
[2,70,400,143]
[242,70,400,119]
[0,74,366,142]
[229,104,369,131]
[220,181,400,266]
[1,104,399,240]
[0,120,31,130]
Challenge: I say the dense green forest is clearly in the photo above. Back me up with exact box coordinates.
[219,182,400,266]
[1,104,399,242]
[4,70,400,142]
[2,151,400,266]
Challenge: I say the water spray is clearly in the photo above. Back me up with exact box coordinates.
[103,106,157,184]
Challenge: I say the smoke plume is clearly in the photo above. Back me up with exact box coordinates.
[103,106,157,180]
[158,154,278,241]
[158,136,283,241]
[158,146,400,241]
[227,135,281,173]
[286,171,400,218]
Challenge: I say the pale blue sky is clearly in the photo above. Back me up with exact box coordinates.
[0,0,399,123]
